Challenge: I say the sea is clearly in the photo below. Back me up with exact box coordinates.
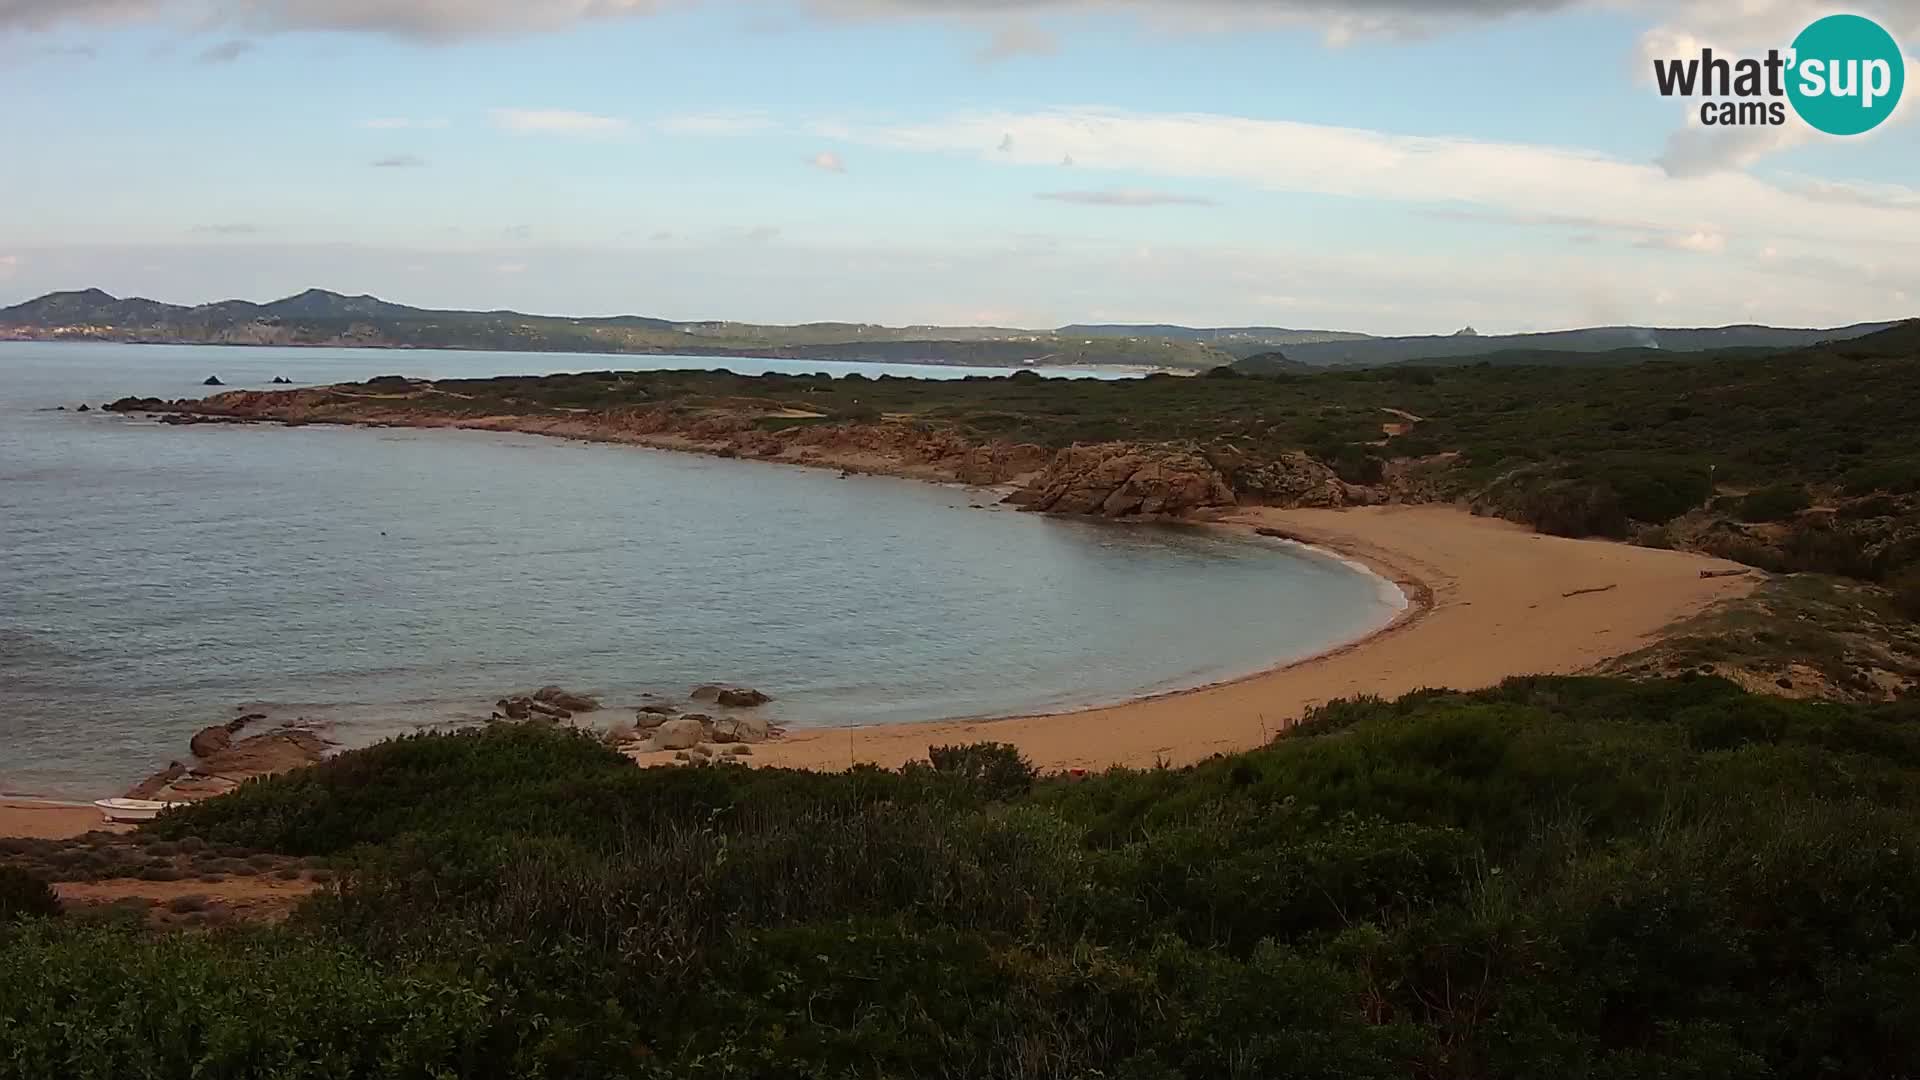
[0,341,1403,798]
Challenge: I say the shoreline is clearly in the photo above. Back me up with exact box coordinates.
[732,503,1757,773]
[2,412,1759,838]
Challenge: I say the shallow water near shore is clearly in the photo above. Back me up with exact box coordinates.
[1,342,1400,798]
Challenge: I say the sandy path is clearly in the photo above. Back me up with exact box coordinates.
[744,504,1757,772]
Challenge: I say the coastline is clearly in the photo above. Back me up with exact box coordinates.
[2,406,1760,838]
[733,503,1757,773]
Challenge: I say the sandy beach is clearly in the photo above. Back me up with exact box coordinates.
[743,503,1757,772]
[1,502,1757,840]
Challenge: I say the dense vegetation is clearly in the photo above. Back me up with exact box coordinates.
[6,677,1920,1077]
[337,321,1920,584]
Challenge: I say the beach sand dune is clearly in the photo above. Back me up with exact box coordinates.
[745,504,1757,773]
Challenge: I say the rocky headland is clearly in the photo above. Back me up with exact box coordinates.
[104,381,1396,520]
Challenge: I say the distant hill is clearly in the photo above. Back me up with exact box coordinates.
[1,288,1901,372]
[1229,350,1313,375]
[1059,324,1372,348]
[1285,322,1899,367]
[1378,345,1793,369]
[0,289,1226,369]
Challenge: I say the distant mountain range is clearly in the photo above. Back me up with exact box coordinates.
[0,288,1901,371]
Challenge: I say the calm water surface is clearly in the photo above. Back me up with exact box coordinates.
[0,342,1400,797]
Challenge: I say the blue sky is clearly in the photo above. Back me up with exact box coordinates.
[1,0,1915,334]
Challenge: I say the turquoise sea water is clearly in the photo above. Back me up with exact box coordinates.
[0,342,1400,797]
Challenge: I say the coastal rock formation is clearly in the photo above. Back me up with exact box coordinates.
[715,688,772,708]
[128,729,330,803]
[125,762,187,800]
[634,709,671,731]
[1012,444,1236,517]
[653,719,706,751]
[189,725,232,759]
[710,716,772,744]
[1207,448,1371,508]
[203,376,223,386]
[533,685,600,712]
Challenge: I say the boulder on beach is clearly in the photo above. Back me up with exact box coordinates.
[634,709,671,731]
[527,700,571,721]
[499,697,532,720]
[710,716,772,745]
[203,375,224,386]
[76,404,90,412]
[189,725,233,759]
[637,704,676,716]
[689,685,725,703]
[533,686,601,712]
[716,688,773,708]
[653,718,706,751]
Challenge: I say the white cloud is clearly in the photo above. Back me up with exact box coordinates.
[822,105,1920,254]
[371,153,428,167]
[811,0,1586,43]
[1037,188,1216,206]
[807,150,848,173]
[0,0,1576,39]
[490,108,626,135]
[1634,229,1727,254]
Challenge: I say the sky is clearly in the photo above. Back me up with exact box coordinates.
[0,0,1915,335]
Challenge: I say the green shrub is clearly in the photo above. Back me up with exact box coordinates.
[0,866,61,922]
[6,678,1901,1077]
[924,741,1036,800]
[1738,483,1812,522]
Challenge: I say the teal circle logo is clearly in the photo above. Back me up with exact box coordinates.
[1787,14,1905,135]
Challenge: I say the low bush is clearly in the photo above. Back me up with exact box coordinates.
[9,680,1920,1076]
[1738,483,1813,522]
[0,866,61,922]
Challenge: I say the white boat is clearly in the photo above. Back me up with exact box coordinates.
[92,797,183,823]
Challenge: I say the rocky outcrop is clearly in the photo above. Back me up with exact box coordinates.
[692,685,771,707]
[1205,448,1371,508]
[1011,444,1236,517]
[710,716,772,745]
[653,718,707,751]
[189,725,232,759]
[533,685,600,712]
